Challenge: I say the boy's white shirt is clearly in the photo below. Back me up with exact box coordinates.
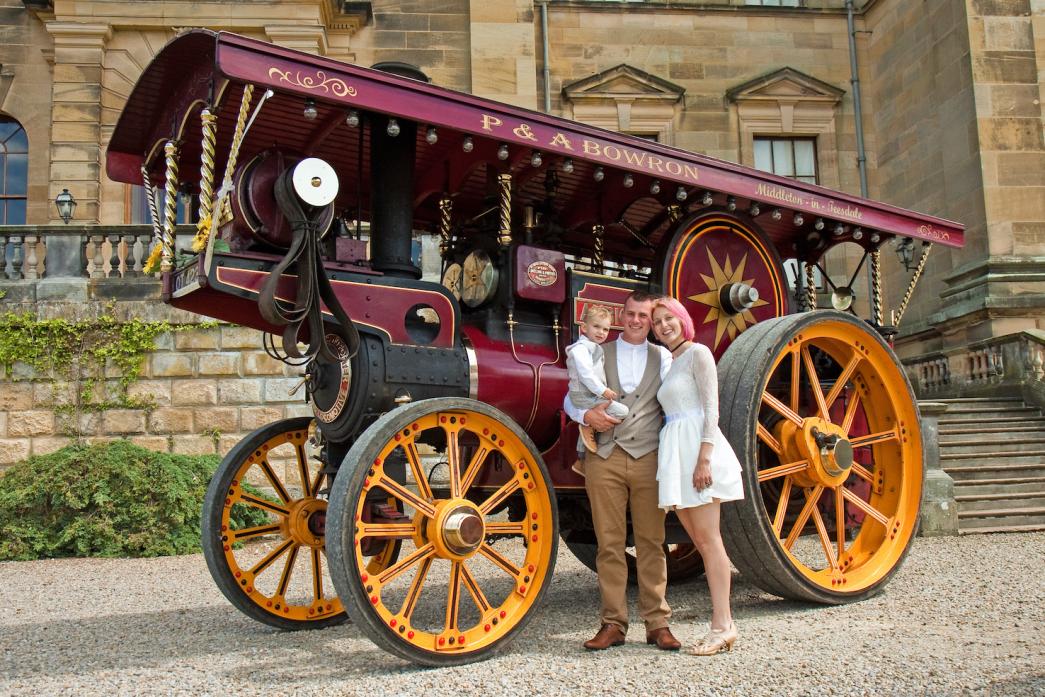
[566,335,608,396]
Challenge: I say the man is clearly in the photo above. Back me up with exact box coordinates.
[564,290,681,651]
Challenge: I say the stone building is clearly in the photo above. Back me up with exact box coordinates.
[0,0,1042,462]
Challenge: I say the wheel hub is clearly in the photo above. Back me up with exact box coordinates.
[287,498,328,548]
[428,499,486,560]
[796,418,852,487]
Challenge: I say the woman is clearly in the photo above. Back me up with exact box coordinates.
[651,296,744,656]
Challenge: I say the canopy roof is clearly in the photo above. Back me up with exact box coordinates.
[107,30,963,262]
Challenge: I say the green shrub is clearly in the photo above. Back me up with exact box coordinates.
[0,440,268,561]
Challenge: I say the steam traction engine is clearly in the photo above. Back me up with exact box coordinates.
[106,31,964,666]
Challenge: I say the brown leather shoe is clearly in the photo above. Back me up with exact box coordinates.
[583,623,625,650]
[645,626,682,651]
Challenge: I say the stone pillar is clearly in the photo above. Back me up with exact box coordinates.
[917,401,958,536]
[265,26,329,55]
[468,0,538,108]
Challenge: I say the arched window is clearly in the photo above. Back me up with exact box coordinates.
[0,117,28,224]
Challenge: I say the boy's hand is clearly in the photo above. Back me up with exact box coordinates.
[602,388,618,401]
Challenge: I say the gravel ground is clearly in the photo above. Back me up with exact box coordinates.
[0,532,1043,697]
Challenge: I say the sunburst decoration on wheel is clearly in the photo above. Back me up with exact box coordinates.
[662,214,790,359]
[688,248,770,350]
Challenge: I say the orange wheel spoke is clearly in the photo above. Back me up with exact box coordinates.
[377,543,435,585]
[311,547,324,602]
[762,391,803,427]
[801,346,829,419]
[239,494,290,517]
[446,427,462,498]
[484,521,525,536]
[849,462,874,484]
[756,423,783,455]
[460,562,492,615]
[231,523,283,541]
[478,543,521,578]
[479,479,522,516]
[841,487,890,526]
[810,505,839,570]
[784,485,823,550]
[375,476,438,518]
[403,442,434,502]
[851,428,899,448]
[834,487,846,561]
[772,477,793,536]
[445,561,463,633]
[841,392,862,434]
[248,539,295,577]
[459,446,491,497]
[295,443,311,498]
[357,523,417,539]
[789,348,800,413]
[258,460,291,503]
[824,353,861,412]
[276,543,300,597]
[310,468,325,497]
[399,556,433,621]
[758,459,809,483]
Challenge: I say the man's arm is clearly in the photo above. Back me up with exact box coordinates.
[562,395,620,432]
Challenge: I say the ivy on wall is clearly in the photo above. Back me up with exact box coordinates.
[0,309,215,436]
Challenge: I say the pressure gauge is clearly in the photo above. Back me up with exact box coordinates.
[461,250,499,307]
[441,262,463,300]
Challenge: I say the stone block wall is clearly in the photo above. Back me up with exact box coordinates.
[0,321,313,471]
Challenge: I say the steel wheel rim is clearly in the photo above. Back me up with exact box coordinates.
[218,425,348,622]
[754,319,922,593]
[347,408,555,656]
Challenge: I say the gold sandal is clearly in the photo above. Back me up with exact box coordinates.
[687,621,737,656]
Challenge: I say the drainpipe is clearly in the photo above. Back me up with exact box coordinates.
[847,0,875,320]
[540,1,551,113]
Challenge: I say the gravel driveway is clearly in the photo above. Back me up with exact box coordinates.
[1,532,1042,696]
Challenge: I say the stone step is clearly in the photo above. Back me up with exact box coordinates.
[939,417,1045,428]
[957,505,1045,520]
[959,523,1045,535]
[940,452,1045,466]
[939,439,1045,455]
[934,407,1042,421]
[943,463,1045,480]
[940,425,1045,438]
[932,398,1027,410]
[958,511,1045,530]
[953,476,1045,496]
[954,491,1045,512]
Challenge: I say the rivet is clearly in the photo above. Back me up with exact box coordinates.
[500,610,506,619]
[408,631,415,639]
[364,479,371,487]
[412,423,419,430]
[460,417,466,424]
[370,595,378,605]
[531,535,538,542]
[309,608,315,615]
[459,636,465,645]
[527,482,534,489]
[483,428,490,435]
[267,601,273,607]
[531,513,538,520]
[519,585,526,593]
[485,624,491,632]
[449,636,455,645]
[221,525,228,532]
[438,637,445,646]
[247,587,253,593]
[395,434,401,441]
[326,604,332,611]
[499,440,505,447]
[283,606,289,613]
[224,545,230,551]
[235,571,241,578]
[399,625,406,634]
[440,416,447,423]
[361,573,368,582]
[373,458,381,466]
[390,619,397,627]
[225,498,231,505]
[528,564,535,573]
[518,463,525,470]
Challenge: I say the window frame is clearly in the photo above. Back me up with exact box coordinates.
[0,117,28,225]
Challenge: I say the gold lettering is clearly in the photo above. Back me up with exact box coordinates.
[549,132,574,150]
[665,161,682,176]
[603,145,622,161]
[583,139,601,156]
[623,150,647,167]
[683,164,700,182]
[647,155,665,173]
[513,123,537,141]
[481,114,503,132]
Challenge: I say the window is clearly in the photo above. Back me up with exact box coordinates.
[0,117,27,225]
[754,137,818,184]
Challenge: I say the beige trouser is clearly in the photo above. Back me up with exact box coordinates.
[584,446,670,632]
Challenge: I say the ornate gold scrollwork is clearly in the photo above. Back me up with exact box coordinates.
[268,68,357,97]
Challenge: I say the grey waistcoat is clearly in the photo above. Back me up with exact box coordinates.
[594,341,664,460]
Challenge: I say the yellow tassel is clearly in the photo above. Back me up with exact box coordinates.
[192,215,212,253]
[143,243,163,274]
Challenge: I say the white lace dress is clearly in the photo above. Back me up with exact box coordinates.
[656,343,744,510]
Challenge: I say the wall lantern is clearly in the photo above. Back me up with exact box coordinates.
[55,188,76,224]
[895,237,915,271]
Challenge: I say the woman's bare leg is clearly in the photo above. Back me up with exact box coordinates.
[676,502,733,630]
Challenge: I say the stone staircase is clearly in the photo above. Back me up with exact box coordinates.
[936,398,1045,534]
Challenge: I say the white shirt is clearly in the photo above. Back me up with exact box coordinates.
[566,335,608,396]
[563,337,671,424]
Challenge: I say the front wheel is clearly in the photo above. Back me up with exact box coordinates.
[326,398,558,666]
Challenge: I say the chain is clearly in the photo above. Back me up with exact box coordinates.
[439,196,452,257]
[498,173,512,247]
[894,243,932,327]
[161,140,180,272]
[191,107,218,252]
[805,261,817,311]
[593,224,605,268]
[870,249,883,325]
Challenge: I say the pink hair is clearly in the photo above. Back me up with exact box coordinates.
[653,296,695,341]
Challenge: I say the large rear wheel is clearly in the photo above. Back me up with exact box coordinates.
[718,311,923,603]
[326,398,558,666]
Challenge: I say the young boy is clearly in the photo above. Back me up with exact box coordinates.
[566,304,629,476]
